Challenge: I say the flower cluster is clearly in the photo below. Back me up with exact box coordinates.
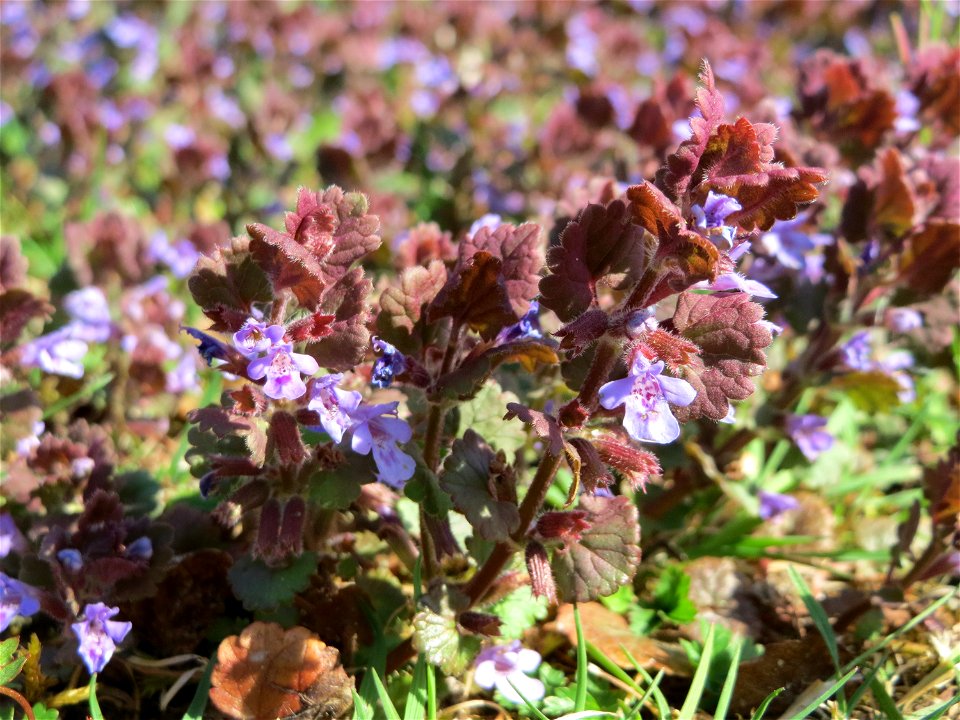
[234,319,319,401]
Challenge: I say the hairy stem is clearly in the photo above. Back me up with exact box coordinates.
[0,686,35,720]
[463,448,564,605]
[559,335,622,426]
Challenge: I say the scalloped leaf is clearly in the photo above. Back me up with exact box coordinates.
[304,268,372,371]
[461,222,544,316]
[440,430,519,542]
[188,237,273,332]
[669,292,773,422]
[377,260,447,355]
[539,200,651,322]
[550,495,641,603]
[227,552,318,611]
[429,251,516,342]
[412,589,481,675]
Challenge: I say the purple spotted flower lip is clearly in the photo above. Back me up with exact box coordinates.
[348,402,415,488]
[474,640,545,704]
[307,374,362,443]
[0,572,40,632]
[247,342,319,401]
[758,491,800,520]
[233,319,285,357]
[786,414,835,461]
[72,602,132,675]
[599,353,697,444]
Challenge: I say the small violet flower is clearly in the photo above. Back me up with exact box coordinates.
[307,374,362,444]
[63,287,112,341]
[691,191,742,249]
[16,420,44,457]
[349,402,415,488]
[0,514,28,558]
[0,572,40,632]
[72,602,132,675]
[839,331,873,372]
[695,272,777,299]
[371,337,407,389]
[758,491,800,521]
[247,342,319,401]
[474,641,545,705]
[57,548,84,572]
[497,300,543,344]
[785,414,834,461]
[599,353,697,444]
[233,319,284,358]
[20,326,88,378]
[885,307,923,334]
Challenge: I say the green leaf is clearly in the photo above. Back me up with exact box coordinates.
[182,654,216,720]
[0,637,18,665]
[31,703,59,720]
[488,587,548,640]
[412,589,481,676]
[713,634,743,720]
[455,381,524,456]
[0,655,26,687]
[404,466,453,518]
[678,623,715,720]
[787,566,840,672]
[227,552,318,611]
[750,687,785,720]
[439,430,519,542]
[573,604,588,713]
[370,668,401,720]
[402,656,429,720]
[653,566,699,624]
[352,689,374,720]
[551,496,642,603]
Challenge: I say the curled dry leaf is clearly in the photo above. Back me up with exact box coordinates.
[209,621,353,720]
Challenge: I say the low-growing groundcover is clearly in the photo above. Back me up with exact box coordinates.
[1,1,958,719]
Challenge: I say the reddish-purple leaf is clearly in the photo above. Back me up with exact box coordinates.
[377,260,447,355]
[461,222,544,316]
[429,251,516,342]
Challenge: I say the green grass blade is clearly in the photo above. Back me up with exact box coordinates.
[352,689,373,720]
[789,667,858,719]
[843,589,958,672]
[182,655,216,720]
[678,623,716,720]
[426,662,437,720]
[915,694,960,720]
[370,668,401,720]
[573,603,588,713]
[713,634,743,720]
[750,688,784,720]
[402,656,428,720]
[88,674,104,720]
[869,677,903,720]
[787,566,840,671]
[845,656,890,710]
[506,678,550,720]
[623,650,671,719]
[586,640,670,718]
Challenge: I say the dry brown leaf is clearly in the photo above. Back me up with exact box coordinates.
[209,621,353,720]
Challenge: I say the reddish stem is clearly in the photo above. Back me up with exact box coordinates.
[0,686,35,720]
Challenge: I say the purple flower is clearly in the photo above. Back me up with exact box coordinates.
[839,331,873,372]
[72,603,132,675]
[894,89,921,134]
[147,231,201,278]
[885,307,923,333]
[691,191,742,249]
[247,343,319,401]
[0,514,28,558]
[264,133,293,162]
[786,414,835,461]
[125,537,153,561]
[166,353,199,394]
[57,548,83,572]
[64,287,112,341]
[20,326,88,378]
[371,337,407,389]
[306,374,362,444]
[183,326,230,365]
[16,420,44,457]
[233,319,284,357]
[758,491,800,520]
[474,641,545,704]
[0,573,40,632]
[496,301,543,344]
[694,272,777,299]
[599,353,697,444]
[349,402,415,488]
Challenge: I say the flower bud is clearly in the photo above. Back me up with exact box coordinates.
[535,511,591,542]
[525,541,557,605]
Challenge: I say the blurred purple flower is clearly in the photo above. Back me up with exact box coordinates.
[166,353,199,394]
[20,326,88,378]
[64,287,112,341]
[885,307,923,333]
[72,603,132,675]
[0,514,28,558]
[694,272,777,299]
[786,414,834,461]
[566,13,598,76]
[753,214,832,283]
[894,89,921,134]
[164,123,195,150]
[474,641,545,704]
[16,420,44,457]
[307,374,362,444]
[264,133,293,162]
[758,491,800,520]
[371,337,406,389]
[125,537,153,561]
[599,353,697,444]
[57,548,84,572]
[147,231,201,278]
[349,402,415,488]
[0,573,40,632]
[839,331,873,372]
[247,343,319,401]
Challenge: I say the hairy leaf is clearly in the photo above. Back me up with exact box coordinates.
[462,222,544,316]
[455,381,524,456]
[412,589,481,675]
[247,222,327,310]
[227,552,318,612]
[435,340,557,401]
[670,292,773,422]
[188,237,273,332]
[377,260,446,355]
[550,495,641,603]
[503,403,564,456]
[209,621,353,720]
[429,251,516,341]
[540,200,651,322]
[304,268,372,371]
[440,431,519,542]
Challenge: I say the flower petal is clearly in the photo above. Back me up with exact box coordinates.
[598,377,634,410]
[658,375,697,407]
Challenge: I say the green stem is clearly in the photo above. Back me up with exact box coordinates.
[463,448,564,605]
